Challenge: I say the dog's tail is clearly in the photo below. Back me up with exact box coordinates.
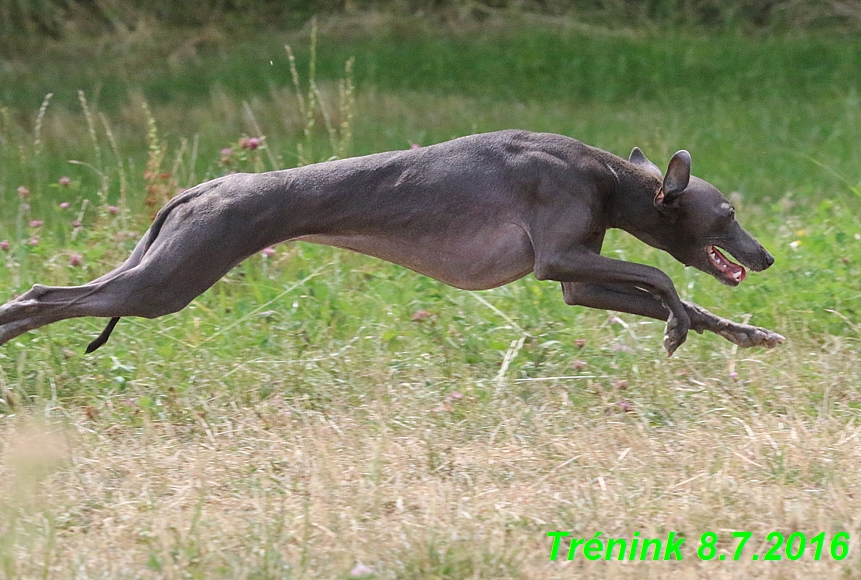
[85,178,229,353]
[86,317,120,353]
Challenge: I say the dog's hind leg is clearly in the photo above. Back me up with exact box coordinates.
[0,197,280,349]
[0,259,203,345]
[0,253,245,348]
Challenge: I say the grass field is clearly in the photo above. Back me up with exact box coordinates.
[1,13,861,579]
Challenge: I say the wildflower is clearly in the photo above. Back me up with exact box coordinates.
[69,253,83,267]
[28,237,40,246]
[789,240,801,251]
[261,247,276,258]
[29,220,43,228]
[58,176,71,187]
[241,137,261,150]
[17,186,30,199]
[411,309,432,321]
[729,371,739,380]
[618,401,633,412]
[0,241,9,251]
[71,220,82,228]
[108,205,119,215]
[220,147,233,157]
[350,562,373,577]
[571,360,588,371]
[59,202,70,209]
[410,143,421,149]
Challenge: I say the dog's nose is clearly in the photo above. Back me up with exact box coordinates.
[764,251,774,269]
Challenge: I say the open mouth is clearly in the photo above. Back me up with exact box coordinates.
[707,245,746,284]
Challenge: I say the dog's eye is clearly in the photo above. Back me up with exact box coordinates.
[728,208,735,220]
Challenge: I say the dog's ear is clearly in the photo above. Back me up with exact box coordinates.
[655,150,691,207]
[629,147,663,179]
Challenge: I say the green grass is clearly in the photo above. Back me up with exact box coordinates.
[2,20,861,238]
[1,14,861,579]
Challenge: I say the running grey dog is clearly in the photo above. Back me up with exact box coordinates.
[0,130,784,356]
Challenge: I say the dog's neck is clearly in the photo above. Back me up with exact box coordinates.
[604,156,668,247]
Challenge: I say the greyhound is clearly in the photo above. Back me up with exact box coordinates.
[0,130,783,356]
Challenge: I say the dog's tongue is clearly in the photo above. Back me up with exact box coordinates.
[708,246,746,283]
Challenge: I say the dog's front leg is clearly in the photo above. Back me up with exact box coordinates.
[561,283,784,349]
[534,251,691,355]
[562,280,678,322]
[683,302,785,348]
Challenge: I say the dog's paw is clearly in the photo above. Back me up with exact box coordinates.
[715,322,785,349]
[663,312,689,357]
[750,326,785,348]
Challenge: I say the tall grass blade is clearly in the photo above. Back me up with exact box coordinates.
[78,91,108,205]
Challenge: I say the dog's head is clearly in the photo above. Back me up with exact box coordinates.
[628,148,774,286]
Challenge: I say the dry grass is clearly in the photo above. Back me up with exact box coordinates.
[2,330,860,579]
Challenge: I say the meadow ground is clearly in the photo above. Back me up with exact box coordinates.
[1,13,861,579]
